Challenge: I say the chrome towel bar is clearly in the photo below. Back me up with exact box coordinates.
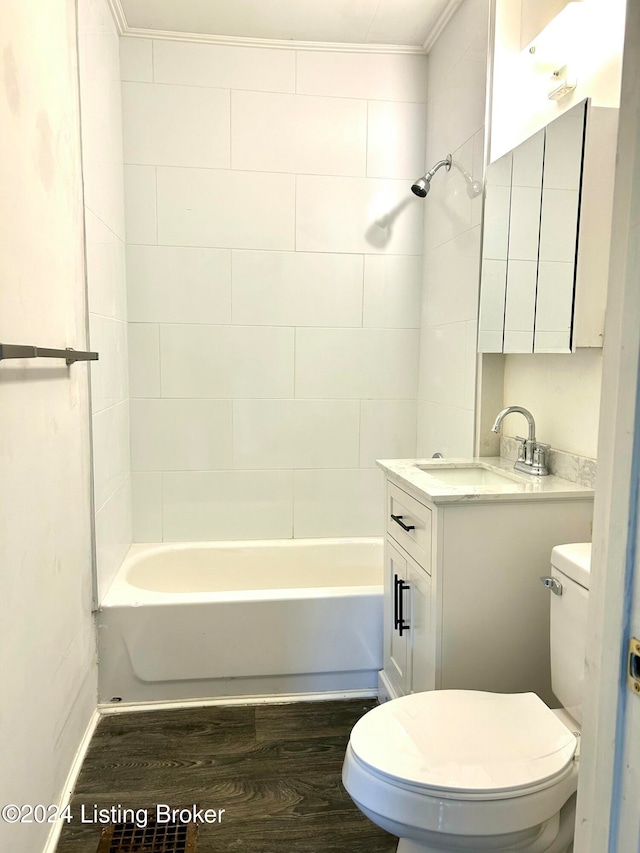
[0,343,99,365]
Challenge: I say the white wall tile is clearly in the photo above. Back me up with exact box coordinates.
[127,245,231,324]
[132,472,162,542]
[424,135,475,251]
[471,128,485,229]
[296,175,423,255]
[232,250,363,327]
[130,399,232,471]
[359,400,417,467]
[119,37,433,543]
[153,40,295,92]
[160,324,294,398]
[416,401,475,458]
[122,82,230,169]
[417,0,489,460]
[128,323,160,397]
[95,477,132,602]
[293,469,384,538]
[367,101,426,180]
[232,90,366,176]
[157,167,295,250]
[427,0,489,96]
[422,227,481,327]
[419,322,472,409]
[424,44,486,157]
[90,315,129,412]
[120,37,152,82]
[81,26,126,241]
[296,51,427,103]
[92,401,130,511]
[233,400,360,469]
[163,471,294,541]
[85,210,127,320]
[81,0,131,604]
[363,255,422,328]
[124,165,156,244]
[295,328,419,399]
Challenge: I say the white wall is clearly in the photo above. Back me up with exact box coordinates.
[503,349,602,457]
[0,2,97,851]
[78,0,132,601]
[491,0,625,461]
[492,0,626,160]
[121,38,427,541]
[416,0,490,457]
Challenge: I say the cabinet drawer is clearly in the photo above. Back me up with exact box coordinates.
[387,482,432,572]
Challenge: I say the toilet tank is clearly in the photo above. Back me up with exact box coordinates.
[550,543,592,725]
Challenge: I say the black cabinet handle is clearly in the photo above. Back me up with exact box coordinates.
[394,574,398,629]
[391,513,415,532]
[398,578,410,636]
[394,573,410,635]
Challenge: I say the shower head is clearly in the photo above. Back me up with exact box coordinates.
[411,154,452,198]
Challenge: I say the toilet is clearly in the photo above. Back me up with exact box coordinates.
[343,542,591,853]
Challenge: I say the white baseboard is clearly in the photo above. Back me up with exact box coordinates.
[42,709,101,853]
[99,688,378,716]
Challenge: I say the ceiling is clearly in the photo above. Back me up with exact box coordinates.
[117,0,455,49]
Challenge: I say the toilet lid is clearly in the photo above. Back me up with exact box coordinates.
[349,691,577,798]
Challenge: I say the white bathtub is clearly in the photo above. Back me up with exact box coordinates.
[98,538,383,705]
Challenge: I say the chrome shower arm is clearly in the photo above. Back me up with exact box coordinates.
[425,155,452,179]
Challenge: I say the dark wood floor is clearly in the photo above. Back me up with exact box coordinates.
[55,699,397,853]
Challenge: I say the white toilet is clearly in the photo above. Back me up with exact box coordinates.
[343,542,591,853]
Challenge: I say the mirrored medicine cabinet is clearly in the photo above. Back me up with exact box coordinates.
[478,99,618,354]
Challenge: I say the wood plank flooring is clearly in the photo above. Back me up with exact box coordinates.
[55,699,397,853]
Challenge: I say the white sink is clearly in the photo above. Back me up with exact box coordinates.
[416,463,522,488]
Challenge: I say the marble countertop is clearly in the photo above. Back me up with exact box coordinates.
[377,457,595,506]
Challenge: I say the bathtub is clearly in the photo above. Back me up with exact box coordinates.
[98,538,383,705]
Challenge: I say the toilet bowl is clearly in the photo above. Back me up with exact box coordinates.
[343,690,579,852]
[342,543,591,853]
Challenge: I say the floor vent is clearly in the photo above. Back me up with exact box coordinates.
[97,818,198,853]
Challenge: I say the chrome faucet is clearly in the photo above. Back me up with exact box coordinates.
[491,406,550,476]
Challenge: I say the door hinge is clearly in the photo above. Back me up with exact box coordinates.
[628,637,640,695]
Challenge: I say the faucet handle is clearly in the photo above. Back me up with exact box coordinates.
[515,436,527,461]
[533,442,550,473]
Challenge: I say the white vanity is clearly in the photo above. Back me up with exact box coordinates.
[378,458,594,706]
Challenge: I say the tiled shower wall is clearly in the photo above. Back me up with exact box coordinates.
[416,0,489,456]
[121,39,428,541]
[78,0,131,601]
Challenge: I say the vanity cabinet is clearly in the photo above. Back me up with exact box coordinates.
[384,539,434,697]
[380,473,594,707]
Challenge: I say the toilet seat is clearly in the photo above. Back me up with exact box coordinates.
[349,691,577,800]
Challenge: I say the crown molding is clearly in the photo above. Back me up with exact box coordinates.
[422,0,466,52]
[105,0,127,34]
[106,0,428,54]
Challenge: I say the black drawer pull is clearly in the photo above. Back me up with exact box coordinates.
[391,513,415,532]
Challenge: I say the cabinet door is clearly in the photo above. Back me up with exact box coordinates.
[407,556,435,694]
[383,540,410,697]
